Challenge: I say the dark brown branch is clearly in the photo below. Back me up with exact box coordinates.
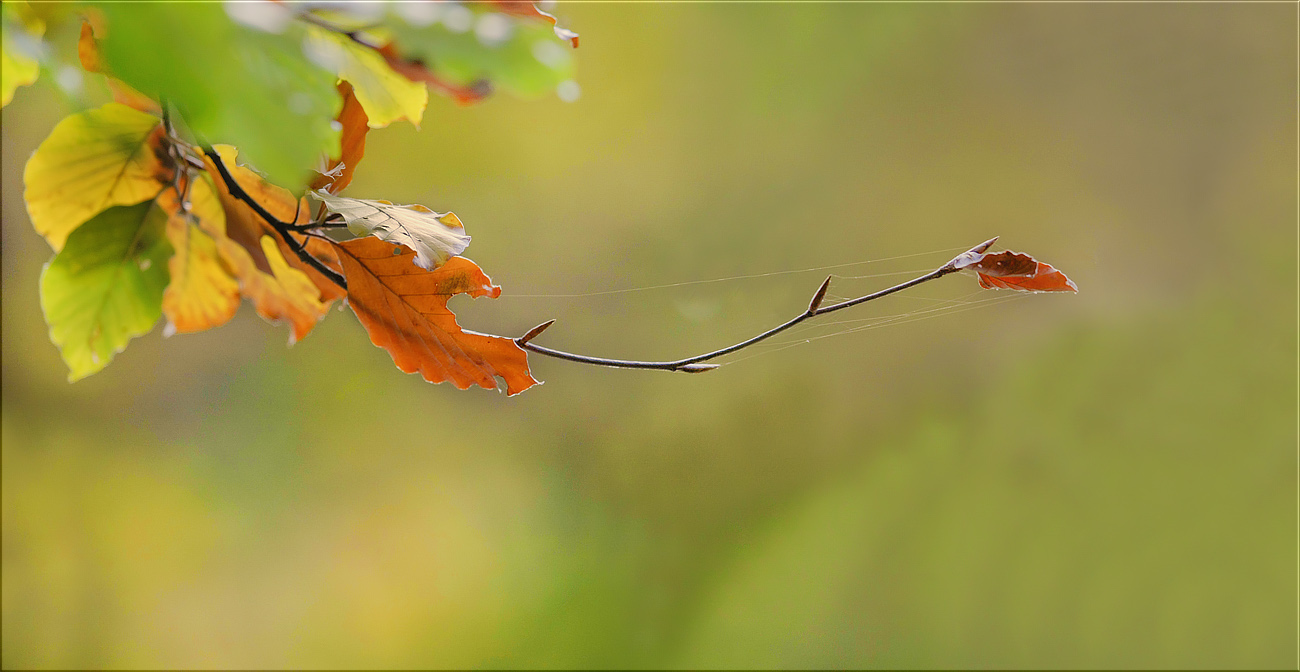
[202,147,348,290]
[516,237,999,372]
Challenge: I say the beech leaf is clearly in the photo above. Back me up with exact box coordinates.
[156,175,241,336]
[24,102,173,250]
[335,237,538,395]
[310,82,369,195]
[40,201,172,381]
[1,3,42,107]
[303,25,428,129]
[311,190,470,271]
[202,146,331,343]
[960,250,1078,293]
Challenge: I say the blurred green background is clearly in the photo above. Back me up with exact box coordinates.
[3,3,1296,668]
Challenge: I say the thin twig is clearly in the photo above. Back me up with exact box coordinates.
[516,237,999,372]
[202,147,349,290]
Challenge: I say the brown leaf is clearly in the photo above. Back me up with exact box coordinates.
[310,81,369,194]
[335,237,538,395]
[969,250,1078,293]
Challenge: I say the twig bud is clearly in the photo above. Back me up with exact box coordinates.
[807,276,832,315]
[516,319,556,345]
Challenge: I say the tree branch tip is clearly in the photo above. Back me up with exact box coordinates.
[677,363,721,373]
[807,275,832,315]
[973,236,999,254]
[516,319,557,345]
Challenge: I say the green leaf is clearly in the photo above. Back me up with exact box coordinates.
[40,201,172,381]
[386,12,575,100]
[24,102,168,251]
[92,3,340,188]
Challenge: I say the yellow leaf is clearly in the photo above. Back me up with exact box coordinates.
[24,102,172,250]
[304,26,428,129]
[157,175,241,336]
[1,2,43,107]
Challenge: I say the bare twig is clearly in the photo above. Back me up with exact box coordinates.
[202,147,349,290]
[516,237,999,372]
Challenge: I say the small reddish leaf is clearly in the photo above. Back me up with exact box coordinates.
[335,237,538,395]
[969,250,1078,293]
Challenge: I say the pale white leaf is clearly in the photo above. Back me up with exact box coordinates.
[311,190,470,270]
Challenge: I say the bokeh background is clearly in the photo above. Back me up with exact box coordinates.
[3,3,1296,668]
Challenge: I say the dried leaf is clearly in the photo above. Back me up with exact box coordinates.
[24,102,173,250]
[311,190,470,270]
[967,250,1078,293]
[156,175,240,335]
[336,237,538,395]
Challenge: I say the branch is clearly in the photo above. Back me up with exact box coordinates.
[201,147,348,290]
[515,237,1000,372]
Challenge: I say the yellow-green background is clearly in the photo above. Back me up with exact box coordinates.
[3,4,1295,668]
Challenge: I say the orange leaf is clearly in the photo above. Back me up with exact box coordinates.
[276,232,348,305]
[310,81,369,194]
[201,146,330,342]
[969,251,1078,293]
[335,237,538,395]
[202,144,309,275]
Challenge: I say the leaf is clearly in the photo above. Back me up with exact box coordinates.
[486,2,580,48]
[1,3,43,107]
[40,201,172,381]
[77,21,161,114]
[302,25,428,128]
[311,190,470,270]
[965,250,1078,293]
[310,81,369,195]
[335,237,538,395]
[93,3,341,188]
[385,9,576,100]
[156,175,241,336]
[24,102,173,250]
[376,44,491,105]
[202,146,331,343]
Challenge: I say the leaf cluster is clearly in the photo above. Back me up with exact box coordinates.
[9,2,580,394]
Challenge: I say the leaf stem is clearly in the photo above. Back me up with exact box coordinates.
[515,238,999,372]
[201,147,348,290]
